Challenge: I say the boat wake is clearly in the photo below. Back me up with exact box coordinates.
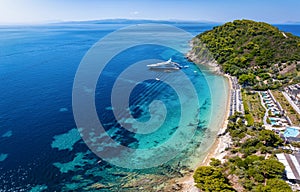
[147,58,183,71]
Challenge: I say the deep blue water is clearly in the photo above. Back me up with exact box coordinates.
[0,22,299,191]
[0,22,217,191]
[276,24,300,36]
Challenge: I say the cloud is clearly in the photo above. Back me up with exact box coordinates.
[130,11,139,15]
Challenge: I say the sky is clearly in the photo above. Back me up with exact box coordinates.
[0,0,300,24]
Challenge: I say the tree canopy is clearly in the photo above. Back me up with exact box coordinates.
[253,179,292,192]
[193,166,235,192]
[194,113,292,191]
[191,19,300,89]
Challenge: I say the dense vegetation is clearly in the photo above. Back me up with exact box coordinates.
[191,19,300,89]
[193,112,292,191]
[241,90,265,126]
[193,166,235,191]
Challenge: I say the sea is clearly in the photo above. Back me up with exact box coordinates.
[0,20,299,191]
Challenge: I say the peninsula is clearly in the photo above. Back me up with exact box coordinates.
[185,20,300,191]
[188,19,300,90]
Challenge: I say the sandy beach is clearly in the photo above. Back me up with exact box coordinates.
[165,41,232,192]
[164,71,233,191]
[182,76,231,191]
[200,74,232,166]
[167,43,233,191]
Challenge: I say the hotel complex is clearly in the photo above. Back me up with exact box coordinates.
[236,82,300,189]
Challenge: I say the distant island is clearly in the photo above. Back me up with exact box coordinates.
[188,19,300,90]
[56,18,220,25]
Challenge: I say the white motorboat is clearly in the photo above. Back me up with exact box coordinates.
[147,58,182,70]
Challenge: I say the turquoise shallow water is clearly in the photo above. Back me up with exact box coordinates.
[0,21,298,191]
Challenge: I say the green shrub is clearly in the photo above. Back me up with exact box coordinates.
[193,166,235,191]
[245,114,254,126]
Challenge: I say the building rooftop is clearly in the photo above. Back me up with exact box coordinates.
[276,153,300,181]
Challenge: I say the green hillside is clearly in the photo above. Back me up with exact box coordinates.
[191,19,300,89]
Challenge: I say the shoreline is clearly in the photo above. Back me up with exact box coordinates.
[173,74,232,192]
[185,39,232,167]
[116,41,233,192]
[198,74,232,166]
[167,43,233,191]
[185,39,222,75]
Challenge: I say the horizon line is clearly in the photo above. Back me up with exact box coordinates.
[0,18,300,26]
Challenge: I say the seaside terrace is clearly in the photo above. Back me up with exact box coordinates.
[259,90,291,130]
